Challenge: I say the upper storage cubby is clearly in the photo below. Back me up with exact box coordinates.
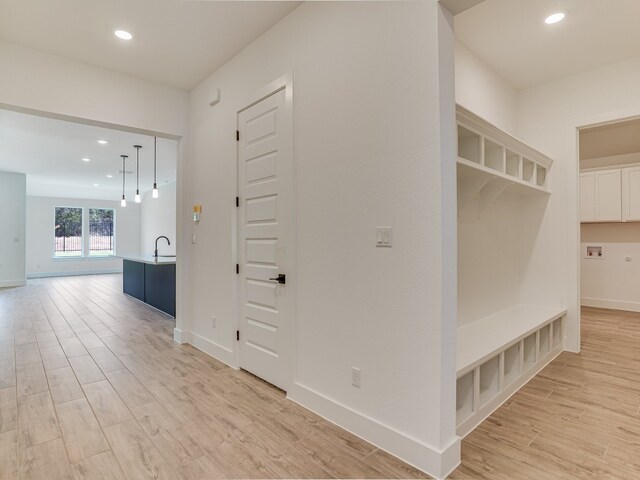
[456,105,553,212]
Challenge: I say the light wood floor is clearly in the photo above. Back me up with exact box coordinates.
[451,306,640,479]
[3,277,640,479]
[0,274,428,480]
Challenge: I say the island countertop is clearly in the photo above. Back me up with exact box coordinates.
[121,257,176,317]
[118,254,177,265]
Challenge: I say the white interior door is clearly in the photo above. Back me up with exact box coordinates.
[237,86,293,390]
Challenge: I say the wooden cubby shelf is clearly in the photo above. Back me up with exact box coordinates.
[455,305,566,437]
[456,105,552,213]
[455,104,563,438]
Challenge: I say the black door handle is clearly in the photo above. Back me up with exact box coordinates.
[269,274,286,284]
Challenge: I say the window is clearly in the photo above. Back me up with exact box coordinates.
[54,207,83,257]
[89,208,115,256]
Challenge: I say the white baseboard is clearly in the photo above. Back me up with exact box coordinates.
[173,328,190,344]
[0,279,26,288]
[581,297,640,312]
[288,383,460,479]
[174,329,458,478]
[27,268,122,279]
[174,329,237,369]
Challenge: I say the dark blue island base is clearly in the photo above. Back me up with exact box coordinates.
[123,259,176,317]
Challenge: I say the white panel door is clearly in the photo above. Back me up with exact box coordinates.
[622,167,640,221]
[579,172,595,222]
[237,87,293,390]
[595,170,621,222]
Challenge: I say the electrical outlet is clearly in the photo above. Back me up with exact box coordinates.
[211,315,216,328]
[375,227,392,247]
[352,367,361,388]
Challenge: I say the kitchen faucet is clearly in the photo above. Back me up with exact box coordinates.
[154,236,171,258]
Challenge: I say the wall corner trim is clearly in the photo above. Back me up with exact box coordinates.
[173,328,190,344]
[0,279,27,288]
[581,297,640,313]
[287,382,461,479]
[26,268,122,279]
[178,330,237,369]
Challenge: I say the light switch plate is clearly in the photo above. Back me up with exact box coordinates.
[376,227,392,247]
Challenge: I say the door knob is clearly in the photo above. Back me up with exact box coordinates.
[269,273,286,284]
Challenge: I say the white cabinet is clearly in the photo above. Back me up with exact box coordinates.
[622,167,640,221]
[595,170,622,221]
[580,170,621,222]
[580,173,595,222]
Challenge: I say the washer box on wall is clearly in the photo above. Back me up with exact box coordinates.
[585,245,603,259]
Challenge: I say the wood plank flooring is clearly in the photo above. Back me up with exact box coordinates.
[451,306,640,479]
[4,276,640,479]
[0,274,428,479]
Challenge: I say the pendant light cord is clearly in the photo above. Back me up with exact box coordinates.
[134,145,141,194]
[154,137,157,187]
[121,155,128,198]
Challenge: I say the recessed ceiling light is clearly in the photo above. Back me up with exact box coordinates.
[114,30,133,40]
[545,12,566,24]
[93,183,99,187]
[82,158,91,162]
[106,174,113,178]
[97,140,108,145]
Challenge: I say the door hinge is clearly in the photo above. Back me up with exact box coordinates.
[236,330,240,341]
[236,196,239,207]
[236,130,239,141]
[236,264,239,274]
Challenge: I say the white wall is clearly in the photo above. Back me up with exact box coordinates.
[581,223,640,311]
[454,41,563,331]
[140,182,176,256]
[0,172,26,287]
[0,40,188,137]
[183,2,458,476]
[517,53,640,351]
[455,40,518,135]
[458,193,549,324]
[0,37,188,329]
[26,196,140,278]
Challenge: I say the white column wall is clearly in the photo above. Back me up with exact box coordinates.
[0,172,26,287]
[183,2,459,476]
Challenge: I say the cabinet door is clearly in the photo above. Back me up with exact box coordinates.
[622,167,640,221]
[580,172,596,222]
[595,170,622,221]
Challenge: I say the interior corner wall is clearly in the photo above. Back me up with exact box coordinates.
[25,196,140,278]
[0,172,26,287]
[517,54,640,352]
[581,223,640,311]
[184,1,458,476]
[140,182,176,256]
[454,40,518,135]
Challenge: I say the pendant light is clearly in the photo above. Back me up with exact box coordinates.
[152,136,159,199]
[133,145,142,203]
[120,154,128,207]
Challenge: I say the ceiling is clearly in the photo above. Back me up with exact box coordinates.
[580,117,640,161]
[0,0,300,91]
[0,109,177,201]
[455,0,640,90]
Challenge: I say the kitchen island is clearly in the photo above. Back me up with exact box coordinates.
[120,255,176,317]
